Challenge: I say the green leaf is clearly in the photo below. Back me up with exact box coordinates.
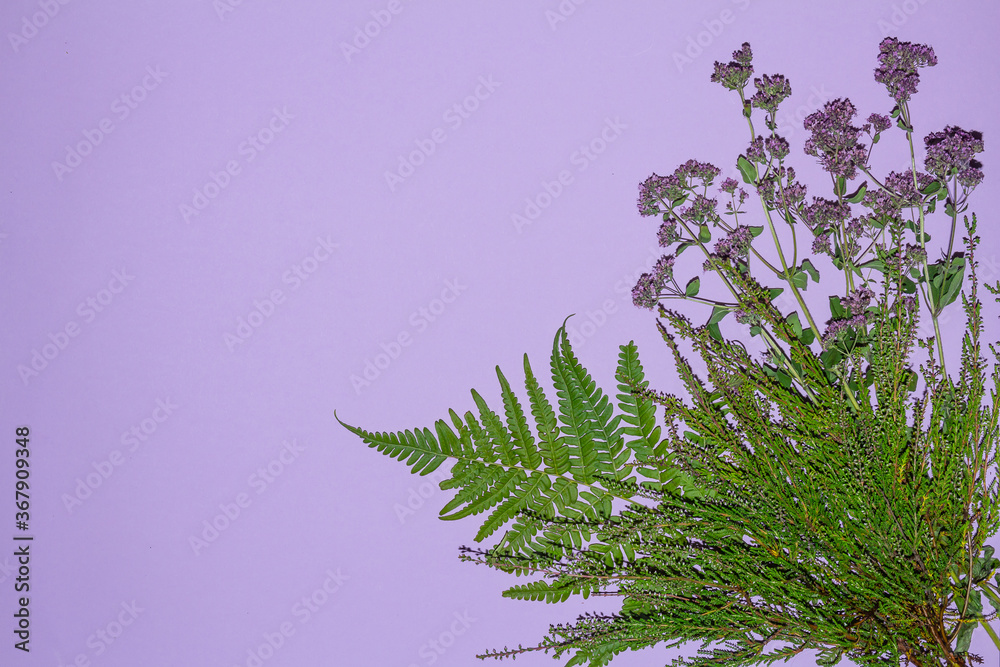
[834,176,846,197]
[791,271,807,290]
[737,155,757,185]
[973,545,998,582]
[671,194,688,208]
[890,105,901,118]
[768,287,784,301]
[748,225,764,237]
[676,241,694,256]
[919,180,941,196]
[698,224,711,243]
[785,311,803,337]
[801,259,821,283]
[707,322,722,341]
[685,277,701,297]
[981,582,1000,616]
[614,341,660,462]
[845,181,868,203]
[821,348,843,370]
[928,257,967,310]
[708,305,732,325]
[954,589,982,653]
[858,257,886,274]
[829,295,847,320]
[945,201,956,217]
[763,364,792,388]
[502,577,597,604]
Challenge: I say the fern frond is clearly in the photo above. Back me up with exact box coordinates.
[554,322,630,482]
[338,317,708,566]
[502,575,602,603]
[525,352,572,475]
[614,341,660,462]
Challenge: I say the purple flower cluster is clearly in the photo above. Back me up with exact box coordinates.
[746,134,791,164]
[637,160,722,217]
[750,73,792,115]
[657,220,680,247]
[632,254,676,310]
[783,178,807,207]
[710,42,754,91]
[802,197,851,231]
[823,286,875,343]
[874,37,937,103]
[803,98,869,180]
[862,170,937,223]
[865,113,892,135]
[746,136,766,163]
[812,233,832,256]
[923,126,985,189]
[801,196,869,261]
[842,285,875,316]
[882,243,927,277]
[766,135,790,161]
[720,177,749,215]
[713,226,753,261]
[637,173,683,217]
[756,166,807,211]
[680,194,719,223]
[677,159,722,184]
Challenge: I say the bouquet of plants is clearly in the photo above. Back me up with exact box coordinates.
[339,38,999,667]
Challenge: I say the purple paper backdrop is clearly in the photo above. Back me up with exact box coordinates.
[2,1,999,665]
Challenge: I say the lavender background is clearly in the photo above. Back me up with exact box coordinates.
[2,1,999,665]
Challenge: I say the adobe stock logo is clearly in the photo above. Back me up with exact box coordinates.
[340,0,416,63]
[544,0,590,31]
[384,75,502,192]
[62,398,180,513]
[406,610,477,667]
[51,66,169,182]
[230,568,348,667]
[188,439,306,556]
[212,0,251,21]
[17,268,135,386]
[350,278,467,394]
[7,0,73,54]
[672,0,752,74]
[224,235,339,351]
[511,117,627,234]
[56,600,144,665]
[180,107,294,224]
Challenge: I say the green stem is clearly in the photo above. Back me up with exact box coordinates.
[901,101,949,380]
[979,618,1000,657]
[735,87,853,409]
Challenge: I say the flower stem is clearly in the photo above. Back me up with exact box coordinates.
[901,101,950,379]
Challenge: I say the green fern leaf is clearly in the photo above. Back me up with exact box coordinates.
[339,318,707,564]
[502,576,600,603]
[524,353,571,475]
[337,423,449,476]
[496,366,543,469]
[555,323,630,481]
[614,340,660,462]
